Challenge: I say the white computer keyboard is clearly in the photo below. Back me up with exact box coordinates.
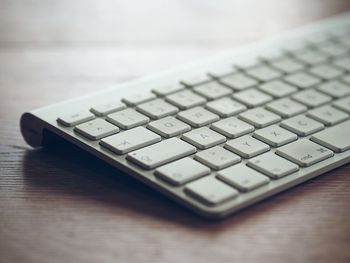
[21,13,350,218]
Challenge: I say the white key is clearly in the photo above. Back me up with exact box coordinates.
[57,111,95,127]
[284,72,321,89]
[74,119,119,140]
[211,117,254,138]
[219,73,258,91]
[127,138,196,169]
[90,101,126,116]
[266,98,307,118]
[317,42,349,57]
[218,164,270,191]
[333,57,350,71]
[136,99,179,119]
[152,84,184,96]
[281,115,324,136]
[122,92,156,106]
[194,146,241,170]
[208,65,237,78]
[317,81,350,98]
[246,65,282,82]
[147,116,191,138]
[258,80,297,98]
[177,107,219,127]
[205,97,246,117]
[309,64,343,80]
[185,176,238,206]
[270,58,304,73]
[180,74,212,87]
[233,89,273,108]
[225,135,270,158]
[155,157,210,185]
[182,127,226,149]
[292,90,331,108]
[253,125,298,147]
[310,120,350,152]
[100,126,161,154]
[293,49,328,65]
[333,97,350,113]
[193,82,232,100]
[106,108,150,129]
[276,139,334,167]
[307,105,349,126]
[342,74,350,85]
[247,152,299,179]
[165,90,206,110]
[239,108,281,128]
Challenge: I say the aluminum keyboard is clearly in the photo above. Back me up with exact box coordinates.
[20,13,350,218]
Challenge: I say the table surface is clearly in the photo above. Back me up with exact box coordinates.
[1,1,350,263]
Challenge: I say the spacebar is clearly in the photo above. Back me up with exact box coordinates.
[310,120,350,153]
[126,138,197,169]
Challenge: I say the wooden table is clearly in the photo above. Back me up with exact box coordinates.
[1,1,350,262]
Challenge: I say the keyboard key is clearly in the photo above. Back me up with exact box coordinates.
[147,116,191,138]
[152,84,184,96]
[317,81,350,98]
[74,119,119,140]
[276,139,334,167]
[270,57,305,73]
[136,99,179,119]
[165,90,206,110]
[100,126,161,154]
[258,80,297,98]
[281,115,324,136]
[247,152,299,179]
[122,92,156,106]
[253,125,298,147]
[333,97,350,113]
[106,108,150,129]
[266,98,307,118]
[205,97,246,117]
[293,49,328,65]
[185,176,238,206]
[246,65,282,82]
[307,105,349,126]
[284,72,321,89]
[208,65,237,78]
[193,82,232,100]
[177,107,220,127]
[310,120,350,152]
[309,64,343,80]
[182,127,226,149]
[218,164,270,191]
[333,57,350,71]
[127,138,196,169]
[317,42,349,57]
[180,74,212,87]
[57,111,95,127]
[219,73,258,91]
[292,90,332,108]
[194,146,241,170]
[155,157,210,186]
[90,101,126,116]
[225,135,270,158]
[211,117,255,138]
[239,108,281,128]
[233,89,273,108]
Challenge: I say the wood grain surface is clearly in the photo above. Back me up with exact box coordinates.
[1,1,350,263]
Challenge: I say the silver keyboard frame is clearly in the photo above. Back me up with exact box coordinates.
[20,12,350,219]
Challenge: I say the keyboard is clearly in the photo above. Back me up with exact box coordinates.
[20,12,350,219]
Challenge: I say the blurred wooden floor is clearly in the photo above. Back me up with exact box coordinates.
[1,1,350,263]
